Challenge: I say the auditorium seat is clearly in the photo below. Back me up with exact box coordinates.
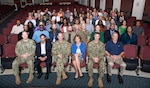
[139,46,150,73]
[1,44,16,69]
[0,35,7,46]
[123,44,139,75]
[137,35,147,46]
[8,34,18,44]
[2,29,11,36]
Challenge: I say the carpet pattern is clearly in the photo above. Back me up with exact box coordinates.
[0,72,150,88]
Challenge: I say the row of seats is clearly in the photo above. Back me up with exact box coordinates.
[0,43,150,74]
[1,33,150,48]
[0,5,15,20]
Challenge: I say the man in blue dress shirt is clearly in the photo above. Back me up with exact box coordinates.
[32,21,49,43]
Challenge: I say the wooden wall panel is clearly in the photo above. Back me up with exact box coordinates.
[121,0,134,13]
[95,0,100,9]
[144,0,150,16]
[105,0,113,10]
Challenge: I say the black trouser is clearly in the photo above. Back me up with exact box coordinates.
[35,55,51,74]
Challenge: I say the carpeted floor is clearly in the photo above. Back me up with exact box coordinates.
[0,72,150,88]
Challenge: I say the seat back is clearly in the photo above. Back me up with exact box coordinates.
[140,46,150,60]
[124,44,138,59]
[148,37,150,46]
[2,29,11,36]
[2,43,16,58]
[137,35,147,46]
[140,46,150,72]
[144,29,150,37]
[8,34,18,44]
[0,35,7,45]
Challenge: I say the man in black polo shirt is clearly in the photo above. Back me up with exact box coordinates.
[105,32,126,84]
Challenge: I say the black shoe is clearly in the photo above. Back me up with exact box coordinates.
[107,74,111,83]
[74,77,78,80]
[80,75,84,78]
[74,74,78,80]
[118,75,123,84]
[37,73,43,79]
[45,73,49,80]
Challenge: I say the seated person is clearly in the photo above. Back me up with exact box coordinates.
[52,32,71,85]
[105,32,126,84]
[77,23,90,44]
[90,25,104,43]
[118,20,127,35]
[132,21,144,36]
[24,15,36,27]
[60,18,69,33]
[12,31,36,85]
[11,19,24,34]
[18,25,33,40]
[49,23,60,43]
[35,34,52,80]
[64,25,76,44]
[104,23,119,43]
[121,26,137,45]
[32,21,49,43]
[71,35,86,79]
[86,18,94,34]
[87,32,105,88]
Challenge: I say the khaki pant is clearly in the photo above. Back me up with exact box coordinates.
[106,56,126,76]
[12,58,34,76]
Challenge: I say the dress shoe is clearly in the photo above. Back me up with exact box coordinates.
[74,77,78,80]
[80,75,84,78]
[37,73,43,79]
[107,74,111,83]
[118,75,123,84]
[79,73,84,78]
[45,73,49,80]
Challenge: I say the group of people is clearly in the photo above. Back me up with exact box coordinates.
[10,7,145,88]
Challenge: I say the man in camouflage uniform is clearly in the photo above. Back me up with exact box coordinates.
[77,23,90,44]
[87,32,105,88]
[12,31,36,85]
[52,32,71,85]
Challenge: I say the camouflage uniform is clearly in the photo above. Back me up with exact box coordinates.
[87,41,105,77]
[52,40,71,77]
[77,30,90,43]
[12,39,36,76]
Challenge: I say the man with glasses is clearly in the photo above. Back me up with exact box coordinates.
[32,21,49,43]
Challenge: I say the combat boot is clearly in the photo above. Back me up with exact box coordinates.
[15,75,21,85]
[56,77,61,85]
[26,73,34,84]
[98,77,103,88]
[62,70,68,80]
[88,76,93,87]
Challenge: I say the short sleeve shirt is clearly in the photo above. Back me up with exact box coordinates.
[105,40,124,55]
